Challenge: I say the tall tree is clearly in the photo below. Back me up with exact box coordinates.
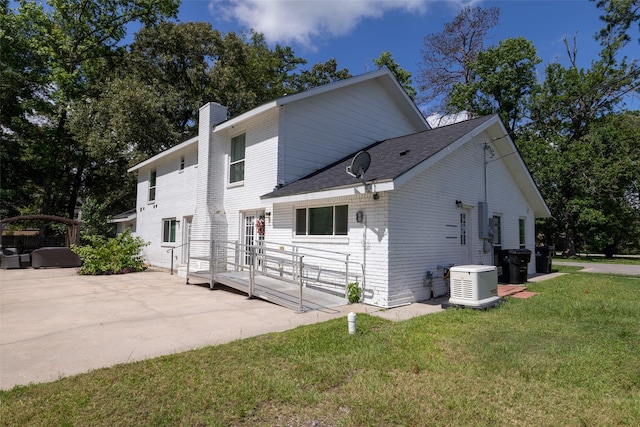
[293,58,351,92]
[595,0,640,47]
[1,0,179,220]
[3,1,354,230]
[207,31,305,116]
[0,1,48,217]
[447,37,541,134]
[522,30,638,255]
[373,51,417,100]
[127,21,220,138]
[520,111,640,256]
[416,5,499,113]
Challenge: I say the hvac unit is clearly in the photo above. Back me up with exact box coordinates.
[445,265,500,309]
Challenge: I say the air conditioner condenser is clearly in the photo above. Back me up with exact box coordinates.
[442,265,501,309]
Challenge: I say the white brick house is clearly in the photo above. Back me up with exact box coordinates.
[127,69,550,308]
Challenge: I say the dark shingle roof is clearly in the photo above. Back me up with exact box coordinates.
[262,115,496,199]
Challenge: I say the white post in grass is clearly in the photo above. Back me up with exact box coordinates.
[348,312,356,334]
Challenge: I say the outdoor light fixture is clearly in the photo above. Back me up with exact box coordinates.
[265,212,271,223]
[456,200,462,207]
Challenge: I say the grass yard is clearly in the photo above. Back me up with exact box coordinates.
[2,272,639,426]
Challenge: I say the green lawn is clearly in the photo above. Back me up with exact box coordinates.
[2,272,639,426]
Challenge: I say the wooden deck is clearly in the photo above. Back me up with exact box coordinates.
[188,270,347,313]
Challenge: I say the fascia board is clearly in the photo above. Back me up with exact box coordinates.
[264,181,395,204]
[488,120,551,218]
[128,136,198,173]
[214,101,277,132]
[109,214,136,223]
[276,69,390,106]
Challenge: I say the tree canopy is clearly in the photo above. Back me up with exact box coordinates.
[1,0,180,223]
[3,0,638,255]
[447,37,540,134]
[416,5,499,113]
[1,0,352,233]
[419,0,639,255]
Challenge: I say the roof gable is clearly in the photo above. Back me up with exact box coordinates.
[216,68,429,133]
[262,115,550,218]
[262,115,494,199]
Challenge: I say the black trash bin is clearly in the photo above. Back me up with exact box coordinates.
[500,249,532,284]
[535,246,554,274]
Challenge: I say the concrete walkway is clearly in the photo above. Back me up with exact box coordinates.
[553,261,640,276]
[0,267,445,390]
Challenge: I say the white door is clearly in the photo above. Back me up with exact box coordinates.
[460,209,473,264]
[181,216,192,264]
[242,211,265,265]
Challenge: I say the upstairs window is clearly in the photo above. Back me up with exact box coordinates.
[162,218,176,244]
[148,169,157,202]
[229,133,245,183]
[295,205,348,236]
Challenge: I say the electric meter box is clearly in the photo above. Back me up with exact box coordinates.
[446,265,500,308]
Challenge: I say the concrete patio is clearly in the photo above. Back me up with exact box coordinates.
[0,264,586,390]
[0,267,446,389]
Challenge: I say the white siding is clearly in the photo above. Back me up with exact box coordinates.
[134,145,199,268]
[488,143,536,273]
[269,192,391,307]
[130,80,542,309]
[279,79,423,184]
[190,103,229,269]
[387,132,537,305]
[222,108,280,243]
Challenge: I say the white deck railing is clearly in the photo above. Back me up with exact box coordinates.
[186,238,364,310]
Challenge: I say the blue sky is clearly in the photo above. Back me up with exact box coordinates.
[177,0,638,112]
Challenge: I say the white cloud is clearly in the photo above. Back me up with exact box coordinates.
[212,0,431,49]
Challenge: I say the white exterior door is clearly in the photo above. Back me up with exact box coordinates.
[181,216,192,264]
[460,209,473,265]
[242,211,264,265]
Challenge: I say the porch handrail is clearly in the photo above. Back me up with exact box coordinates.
[166,241,190,275]
[187,238,364,311]
[260,240,350,258]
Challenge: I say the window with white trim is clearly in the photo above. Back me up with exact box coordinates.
[295,205,348,236]
[492,215,502,266]
[519,218,526,248]
[229,133,245,183]
[162,218,176,244]
[148,168,157,202]
[492,215,502,246]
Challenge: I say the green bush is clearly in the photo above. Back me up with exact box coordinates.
[72,230,149,275]
[347,281,362,304]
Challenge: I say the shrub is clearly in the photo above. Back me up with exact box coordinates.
[347,281,362,304]
[72,230,149,275]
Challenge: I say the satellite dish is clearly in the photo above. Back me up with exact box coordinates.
[346,151,371,180]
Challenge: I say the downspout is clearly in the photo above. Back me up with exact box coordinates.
[483,143,494,255]
[362,212,367,303]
